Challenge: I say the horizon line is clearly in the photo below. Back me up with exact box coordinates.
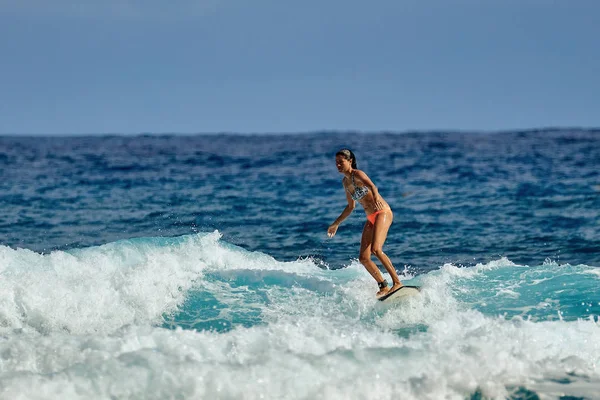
[1,126,599,137]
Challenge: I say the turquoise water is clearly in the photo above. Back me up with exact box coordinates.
[1,232,598,399]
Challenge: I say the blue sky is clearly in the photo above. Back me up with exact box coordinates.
[1,0,599,134]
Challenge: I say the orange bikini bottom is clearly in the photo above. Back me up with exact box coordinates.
[366,210,386,225]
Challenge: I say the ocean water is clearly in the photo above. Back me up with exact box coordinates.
[0,130,599,399]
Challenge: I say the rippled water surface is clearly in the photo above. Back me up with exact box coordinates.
[2,130,599,269]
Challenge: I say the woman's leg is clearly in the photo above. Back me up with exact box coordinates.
[372,211,403,291]
[359,221,388,295]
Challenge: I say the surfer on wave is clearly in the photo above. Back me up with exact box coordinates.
[327,149,404,297]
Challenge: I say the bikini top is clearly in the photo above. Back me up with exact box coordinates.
[348,171,369,201]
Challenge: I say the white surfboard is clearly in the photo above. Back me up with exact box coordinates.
[377,285,421,302]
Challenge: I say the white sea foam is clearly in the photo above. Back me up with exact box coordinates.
[1,300,598,399]
[0,232,323,336]
[582,268,600,278]
[1,236,599,399]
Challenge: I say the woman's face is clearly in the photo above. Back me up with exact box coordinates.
[335,155,352,173]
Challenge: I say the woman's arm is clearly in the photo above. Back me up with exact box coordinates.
[327,189,355,237]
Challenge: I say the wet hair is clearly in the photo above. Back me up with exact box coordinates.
[336,149,357,169]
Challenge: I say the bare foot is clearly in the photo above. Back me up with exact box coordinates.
[388,282,404,294]
[376,286,389,297]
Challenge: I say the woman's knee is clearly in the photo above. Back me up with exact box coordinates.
[371,244,384,258]
[359,252,371,264]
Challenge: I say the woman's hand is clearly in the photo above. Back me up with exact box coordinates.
[327,223,339,238]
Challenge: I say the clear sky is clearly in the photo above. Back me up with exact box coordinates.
[1,0,599,134]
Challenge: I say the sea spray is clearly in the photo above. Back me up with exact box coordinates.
[2,233,599,399]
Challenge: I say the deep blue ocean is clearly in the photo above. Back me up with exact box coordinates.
[1,130,599,399]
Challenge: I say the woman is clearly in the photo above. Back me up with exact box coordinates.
[327,149,403,297]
